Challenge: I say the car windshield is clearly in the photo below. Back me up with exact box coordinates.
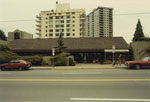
[142,57,150,61]
[9,60,20,63]
[19,60,28,63]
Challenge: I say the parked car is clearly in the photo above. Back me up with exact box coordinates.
[0,60,32,71]
[125,57,150,69]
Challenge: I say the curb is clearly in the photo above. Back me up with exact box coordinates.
[52,67,115,70]
[30,68,51,70]
[31,67,116,70]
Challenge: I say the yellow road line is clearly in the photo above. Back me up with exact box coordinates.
[0,79,150,82]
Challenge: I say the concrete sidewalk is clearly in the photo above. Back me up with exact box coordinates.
[30,64,126,70]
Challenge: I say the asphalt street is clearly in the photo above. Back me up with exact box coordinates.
[0,69,150,102]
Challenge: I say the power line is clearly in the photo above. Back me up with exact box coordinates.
[114,12,150,16]
[0,19,35,22]
[0,12,150,23]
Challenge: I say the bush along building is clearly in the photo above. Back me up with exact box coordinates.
[8,37,129,64]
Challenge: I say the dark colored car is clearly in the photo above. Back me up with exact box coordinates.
[0,60,32,71]
[125,57,150,69]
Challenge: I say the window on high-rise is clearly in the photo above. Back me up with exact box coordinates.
[61,25,64,27]
[56,16,59,19]
[66,24,70,27]
[61,16,64,19]
[56,29,59,32]
[61,20,64,23]
[66,12,70,14]
[49,34,53,36]
[56,25,59,28]
[49,25,53,28]
[49,17,53,19]
[67,20,70,23]
[49,29,53,32]
[67,16,70,19]
[67,33,70,36]
[56,34,59,36]
[72,12,75,14]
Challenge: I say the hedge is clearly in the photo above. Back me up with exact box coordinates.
[0,51,19,64]
[50,52,76,66]
[21,56,43,66]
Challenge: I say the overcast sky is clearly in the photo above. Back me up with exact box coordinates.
[0,0,150,43]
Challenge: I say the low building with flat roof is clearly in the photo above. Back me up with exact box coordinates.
[8,37,129,63]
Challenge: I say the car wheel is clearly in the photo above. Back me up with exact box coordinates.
[1,67,5,71]
[135,64,141,70]
[18,67,23,71]
[25,68,29,70]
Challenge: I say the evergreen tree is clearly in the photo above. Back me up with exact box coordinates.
[0,44,10,51]
[0,30,7,41]
[55,32,67,53]
[132,19,145,42]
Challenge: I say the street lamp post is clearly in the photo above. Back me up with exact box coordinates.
[112,45,116,66]
[52,48,55,56]
[52,48,55,67]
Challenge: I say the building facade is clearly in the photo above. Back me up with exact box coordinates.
[8,29,33,41]
[36,2,85,38]
[8,37,129,63]
[85,7,113,37]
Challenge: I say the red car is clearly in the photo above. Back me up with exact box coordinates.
[0,60,32,71]
[125,57,150,69]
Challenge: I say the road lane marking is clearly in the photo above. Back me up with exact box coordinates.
[70,98,150,101]
[0,79,150,82]
[0,73,11,75]
[64,73,103,75]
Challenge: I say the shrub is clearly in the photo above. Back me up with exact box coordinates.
[69,57,76,66]
[0,51,19,64]
[54,57,68,66]
[50,52,76,66]
[21,56,43,66]
[138,37,150,41]
[0,44,10,51]
[41,60,48,66]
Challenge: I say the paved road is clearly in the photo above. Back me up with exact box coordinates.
[0,69,150,102]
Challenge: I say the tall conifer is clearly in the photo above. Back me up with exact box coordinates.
[132,19,145,41]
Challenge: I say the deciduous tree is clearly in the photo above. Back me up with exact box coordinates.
[0,30,7,41]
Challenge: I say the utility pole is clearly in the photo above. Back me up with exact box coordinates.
[112,45,116,66]
[52,47,55,68]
